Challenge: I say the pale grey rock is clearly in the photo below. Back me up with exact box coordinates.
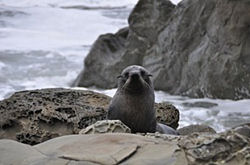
[1,125,249,165]
[33,133,182,165]
[0,139,47,165]
[79,120,131,134]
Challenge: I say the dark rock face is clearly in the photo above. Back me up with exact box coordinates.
[74,0,250,100]
[73,27,129,88]
[0,88,179,145]
[73,0,175,89]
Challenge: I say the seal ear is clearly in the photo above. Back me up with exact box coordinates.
[148,74,153,77]
[117,75,122,78]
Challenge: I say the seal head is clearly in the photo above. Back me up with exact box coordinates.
[118,65,153,94]
[108,65,156,133]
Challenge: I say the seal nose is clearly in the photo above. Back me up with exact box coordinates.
[130,72,139,80]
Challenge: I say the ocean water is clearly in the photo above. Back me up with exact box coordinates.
[0,0,249,132]
[0,0,137,99]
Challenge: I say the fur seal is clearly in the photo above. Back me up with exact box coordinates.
[107,65,178,135]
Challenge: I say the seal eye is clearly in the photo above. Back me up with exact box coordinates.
[124,72,129,78]
[140,70,145,76]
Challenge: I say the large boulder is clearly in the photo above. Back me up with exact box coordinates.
[0,88,110,145]
[0,123,249,165]
[73,27,130,88]
[73,0,175,89]
[74,0,250,100]
[0,88,179,145]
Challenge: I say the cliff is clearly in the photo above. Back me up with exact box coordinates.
[74,0,250,100]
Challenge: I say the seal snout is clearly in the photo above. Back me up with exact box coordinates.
[130,72,140,80]
[117,65,153,93]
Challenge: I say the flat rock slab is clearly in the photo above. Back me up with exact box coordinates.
[0,139,47,165]
[0,133,181,165]
[0,126,249,165]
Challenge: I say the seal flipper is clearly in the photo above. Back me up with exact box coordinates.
[156,123,179,135]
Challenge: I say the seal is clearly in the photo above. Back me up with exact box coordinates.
[107,65,156,133]
[156,123,179,135]
[107,65,178,135]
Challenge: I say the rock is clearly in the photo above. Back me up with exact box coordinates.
[0,124,249,165]
[0,88,111,145]
[74,0,250,100]
[0,139,47,165]
[177,124,216,136]
[74,0,175,89]
[79,120,131,134]
[177,128,250,164]
[232,123,250,138]
[155,103,179,129]
[0,134,180,165]
[0,88,179,145]
[73,27,129,88]
[34,134,175,165]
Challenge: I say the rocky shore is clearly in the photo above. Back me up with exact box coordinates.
[74,0,250,100]
[0,88,179,145]
[0,88,249,164]
[1,0,250,164]
[1,129,250,165]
